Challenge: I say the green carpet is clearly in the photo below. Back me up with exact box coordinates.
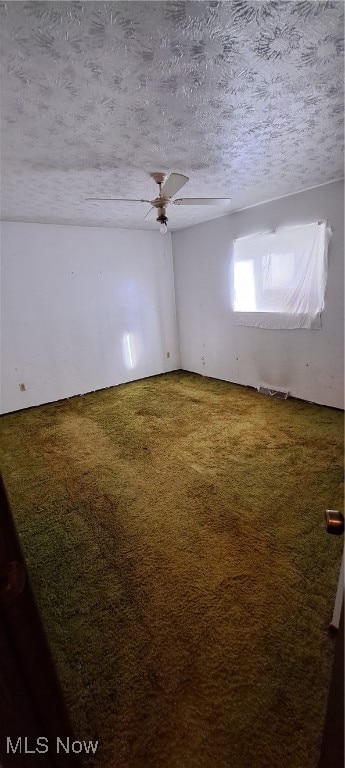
[0,371,343,768]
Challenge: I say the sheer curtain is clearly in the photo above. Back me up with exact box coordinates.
[233,221,331,329]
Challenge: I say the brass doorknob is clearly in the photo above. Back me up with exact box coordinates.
[325,510,344,535]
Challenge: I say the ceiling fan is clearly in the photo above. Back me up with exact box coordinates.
[86,172,231,234]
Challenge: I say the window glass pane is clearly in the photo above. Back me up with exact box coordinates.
[234,260,256,311]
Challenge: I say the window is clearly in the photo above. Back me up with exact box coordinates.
[233,221,331,329]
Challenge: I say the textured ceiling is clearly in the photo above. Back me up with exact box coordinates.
[0,1,344,231]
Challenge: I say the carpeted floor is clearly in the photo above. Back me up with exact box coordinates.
[0,371,343,768]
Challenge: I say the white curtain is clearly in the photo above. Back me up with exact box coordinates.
[233,221,331,329]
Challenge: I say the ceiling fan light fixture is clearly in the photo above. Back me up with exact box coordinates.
[157,210,168,235]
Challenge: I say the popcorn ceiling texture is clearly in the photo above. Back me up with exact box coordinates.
[1,1,344,230]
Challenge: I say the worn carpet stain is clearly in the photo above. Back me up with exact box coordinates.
[0,372,343,768]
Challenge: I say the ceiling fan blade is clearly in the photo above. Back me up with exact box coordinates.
[173,198,231,206]
[85,198,151,202]
[144,207,157,221]
[161,173,189,199]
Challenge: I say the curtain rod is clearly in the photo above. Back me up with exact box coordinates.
[234,220,328,242]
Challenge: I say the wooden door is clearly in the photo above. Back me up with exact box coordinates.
[318,602,344,768]
[0,474,82,767]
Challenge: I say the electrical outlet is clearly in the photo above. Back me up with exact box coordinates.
[19,383,26,392]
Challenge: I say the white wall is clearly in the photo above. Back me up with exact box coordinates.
[172,181,344,409]
[1,181,343,414]
[0,222,179,413]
